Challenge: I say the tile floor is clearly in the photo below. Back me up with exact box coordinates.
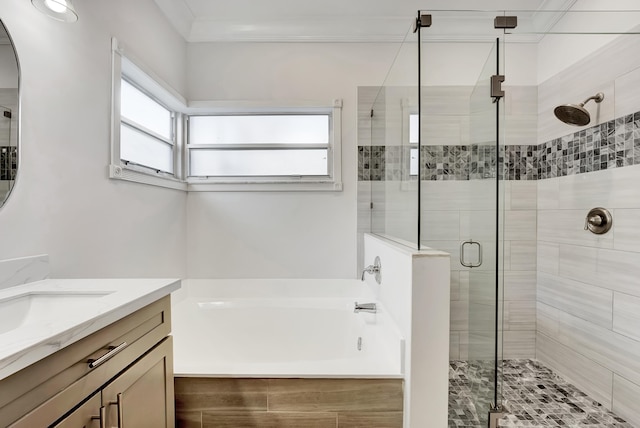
[448,359,632,427]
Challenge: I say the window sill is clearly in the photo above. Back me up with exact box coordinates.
[109,164,187,191]
[187,179,343,192]
[109,166,342,192]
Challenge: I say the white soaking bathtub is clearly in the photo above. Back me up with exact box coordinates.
[171,279,404,378]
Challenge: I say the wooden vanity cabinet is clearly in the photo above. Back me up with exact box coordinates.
[0,296,175,428]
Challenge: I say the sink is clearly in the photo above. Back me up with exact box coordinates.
[0,291,114,335]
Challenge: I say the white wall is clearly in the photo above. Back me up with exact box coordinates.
[186,42,404,278]
[0,0,188,278]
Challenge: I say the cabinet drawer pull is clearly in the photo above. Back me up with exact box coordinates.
[87,342,128,369]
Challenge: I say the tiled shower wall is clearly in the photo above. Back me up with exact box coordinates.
[535,32,640,426]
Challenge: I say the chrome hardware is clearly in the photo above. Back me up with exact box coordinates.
[491,75,505,101]
[413,11,432,32]
[488,403,507,428]
[494,16,518,29]
[87,342,127,369]
[357,336,362,351]
[584,207,612,235]
[354,302,377,313]
[460,240,482,268]
[361,256,382,284]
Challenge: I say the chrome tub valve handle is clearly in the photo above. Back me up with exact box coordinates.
[361,256,382,284]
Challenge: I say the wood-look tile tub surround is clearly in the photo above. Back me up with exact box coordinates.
[175,377,403,428]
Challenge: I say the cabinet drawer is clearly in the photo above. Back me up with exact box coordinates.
[1,296,171,427]
[9,337,174,428]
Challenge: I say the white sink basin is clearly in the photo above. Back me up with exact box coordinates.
[0,291,113,335]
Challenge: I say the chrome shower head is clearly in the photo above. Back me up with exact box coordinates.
[554,92,604,126]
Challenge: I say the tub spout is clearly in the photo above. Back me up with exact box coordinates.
[354,302,377,313]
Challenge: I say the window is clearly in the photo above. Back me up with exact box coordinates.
[110,38,186,191]
[120,79,174,173]
[110,39,341,192]
[409,113,419,176]
[186,101,342,191]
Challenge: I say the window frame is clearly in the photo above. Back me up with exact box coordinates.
[185,100,343,192]
[110,38,187,191]
[110,38,342,192]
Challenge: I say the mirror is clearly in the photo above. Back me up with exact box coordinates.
[0,20,19,207]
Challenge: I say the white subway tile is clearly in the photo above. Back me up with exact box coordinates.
[538,272,613,329]
[504,301,536,330]
[502,330,536,359]
[537,332,613,409]
[614,65,640,118]
[450,332,460,360]
[537,177,559,210]
[503,271,536,301]
[509,181,538,210]
[509,241,537,271]
[537,241,559,275]
[505,210,537,241]
[613,375,640,427]
[450,300,469,332]
[537,303,640,387]
[613,292,640,342]
[421,210,460,241]
[613,209,640,253]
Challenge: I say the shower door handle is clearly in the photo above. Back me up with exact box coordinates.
[460,240,482,268]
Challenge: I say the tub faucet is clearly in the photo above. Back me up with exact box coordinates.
[354,302,377,313]
[361,256,382,284]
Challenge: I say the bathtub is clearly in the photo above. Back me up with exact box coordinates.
[171,279,404,378]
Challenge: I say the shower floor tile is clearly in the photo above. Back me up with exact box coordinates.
[448,359,633,428]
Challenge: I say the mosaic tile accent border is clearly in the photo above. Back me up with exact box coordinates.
[449,359,632,428]
[0,146,17,181]
[359,110,640,181]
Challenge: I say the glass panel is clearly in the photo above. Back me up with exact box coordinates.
[369,24,419,248]
[189,149,328,177]
[120,124,174,173]
[121,79,172,139]
[189,115,329,145]
[466,39,502,424]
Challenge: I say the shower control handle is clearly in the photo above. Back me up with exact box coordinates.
[584,207,612,235]
[584,215,602,228]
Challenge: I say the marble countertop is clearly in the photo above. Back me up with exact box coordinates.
[0,278,180,381]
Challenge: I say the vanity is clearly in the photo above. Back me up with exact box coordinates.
[0,259,180,428]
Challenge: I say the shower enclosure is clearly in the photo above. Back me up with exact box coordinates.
[362,7,640,427]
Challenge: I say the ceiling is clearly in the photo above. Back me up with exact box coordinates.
[153,0,582,43]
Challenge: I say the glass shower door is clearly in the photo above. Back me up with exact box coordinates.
[465,38,504,426]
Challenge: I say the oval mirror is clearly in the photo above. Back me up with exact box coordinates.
[0,20,19,208]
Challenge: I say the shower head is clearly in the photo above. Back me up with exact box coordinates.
[554,92,604,126]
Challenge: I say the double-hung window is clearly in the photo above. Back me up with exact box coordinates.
[186,101,342,191]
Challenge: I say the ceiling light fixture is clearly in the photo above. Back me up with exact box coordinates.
[31,0,78,23]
